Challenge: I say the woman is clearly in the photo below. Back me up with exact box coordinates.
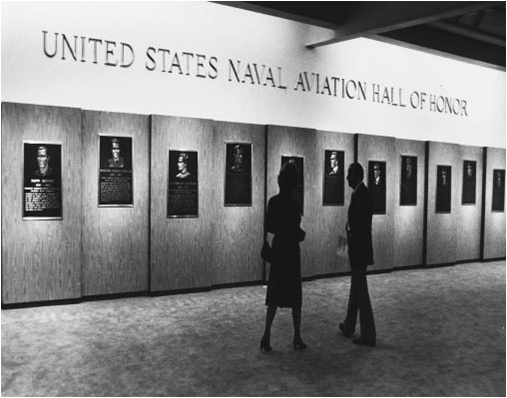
[260,161,307,351]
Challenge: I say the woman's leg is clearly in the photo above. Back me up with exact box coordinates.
[292,306,306,349]
[262,305,277,342]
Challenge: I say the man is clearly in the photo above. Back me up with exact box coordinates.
[34,145,53,177]
[339,162,376,347]
[329,151,339,175]
[176,152,191,179]
[231,145,245,173]
[373,162,381,185]
[108,138,124,168]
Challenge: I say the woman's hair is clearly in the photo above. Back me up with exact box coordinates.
[278,161,299,193]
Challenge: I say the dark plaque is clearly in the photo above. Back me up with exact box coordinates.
[323,150,344,206]
[400,156,417,206]
[436,165,452,213]
[23,142,62,220]
[225,143,252,206]
[168,150,198,217]
[492,169,505,212]
[462,160,476,205]
[281,156,304,214]
[368,161,386,214]
[99,136,133,206]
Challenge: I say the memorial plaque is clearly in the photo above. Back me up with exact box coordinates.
[368,160,386,214]
[436,165,452,213]
[23,142,62,220]
[492,169,505,212]
[224,143,252,206]
[400,155,417,206]
[462,160,476,205]
[99,136,133,206]
[323,150,344,206]
[281,156,304,214]
[168,150,198,217]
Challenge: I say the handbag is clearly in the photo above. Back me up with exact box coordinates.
[261,240,273,263]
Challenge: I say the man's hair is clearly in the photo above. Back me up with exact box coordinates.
[278,161,298,192]
[37,145,48,154]
[348,162,364,181]
[179,153,189,164]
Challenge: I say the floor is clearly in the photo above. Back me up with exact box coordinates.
[1,261,505,396]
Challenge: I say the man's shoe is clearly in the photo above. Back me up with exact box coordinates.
[352,338,375,347]
[339,323,352,338]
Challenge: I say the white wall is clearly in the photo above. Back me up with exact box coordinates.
[2,1,505,148]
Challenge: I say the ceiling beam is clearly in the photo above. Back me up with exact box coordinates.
[377,24,506,68]
[213,1,343,30]
[307,1,504,48]
[428,20,505,47]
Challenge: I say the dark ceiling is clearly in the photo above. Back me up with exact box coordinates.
[216,1,506,69]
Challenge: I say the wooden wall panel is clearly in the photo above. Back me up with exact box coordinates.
[211,121,266,285]
[357,134,396,271]
[456,145,483,262]
[81,111,149,296]
[393,139,426,268]
[151,116,214,291]
[313,129,355,275]
[1,103,81,304]
[266,125,317,278]
[483,147,506,259]
[426,142,460,265]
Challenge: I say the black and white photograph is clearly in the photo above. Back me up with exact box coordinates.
[281,156,304,214]
[23,142,62,219]
[492,169,505,212]
[400,155,417,205]
[462,160,476,205]
[99,135,133,206]
[224,142,252,206]
[167,150,198,217]
[2,2,506,397]
[368,160,386,214]
[323,150,344,206]
[436,165,452,213]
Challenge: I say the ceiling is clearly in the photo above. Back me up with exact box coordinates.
[215,1,506,69]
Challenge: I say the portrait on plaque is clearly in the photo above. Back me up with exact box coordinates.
[281,156,304,214]
[462,160,476,205]
[492,169,505,212]
[168,150,198,217]
[436,165,452,213]
[225,143,252,206]
[400,155,417,206]
[23,142,62,220]
[323,150,344,206]
[368,161,386,214]
[99,136,133,206]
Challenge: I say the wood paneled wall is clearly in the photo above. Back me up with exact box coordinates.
[1,103,82,304]
[150,116,215,291]
[357,134,396,271]
[212,121,265,285]
[313,129,355,275]
[393,139,426,268]
[483,147,506,259]
[426,142,460,266]
[456,145,483,262]
[81,111,150,296]
[266,125,317,278]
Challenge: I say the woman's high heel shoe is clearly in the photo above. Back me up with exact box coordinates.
[293,338,307,350]
[260,338,272,352]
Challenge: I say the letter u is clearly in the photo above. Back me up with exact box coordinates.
[42,31,58,58]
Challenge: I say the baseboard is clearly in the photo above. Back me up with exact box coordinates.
[2,297,81,310]
[480,256,506,262]
[424,261,456,269]
[82,291,148,302]
[212,280,264,290]
[149,286,212,297]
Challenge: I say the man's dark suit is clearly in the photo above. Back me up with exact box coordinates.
[344,181,376,343]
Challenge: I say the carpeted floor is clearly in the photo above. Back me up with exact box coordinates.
[1,261,505,396]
